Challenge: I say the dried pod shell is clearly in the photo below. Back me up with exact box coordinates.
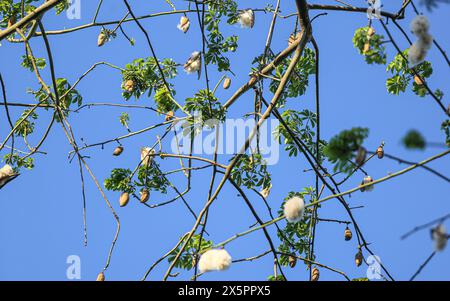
[376,146,384,159]
[177,16,190,33]
[288,32,301,46]
[288,255,297,268]
[355,251,363,267]
[223,77,231,90]
[113,146,123,156]
[97,32,107,47]
[7,15,16,27]
[355,147,367,166]
[414,75,424,85]
[119,192,130,207]
[345,227,352,241]
[140,189,149,203]
[124,79,135,92]
[311,267,320,281]
[363,42,370,54]
[165,111,174,122]
[367,27,375,37]
[96,272,105,281]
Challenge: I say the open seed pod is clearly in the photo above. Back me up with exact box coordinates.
[177,15,190,33]
[355,250,363,267]
[165,111,174,122]
[376,146,384,159]
[140,189,149,203]
[288,255,297,268]
[119,192,130,207]
[345,227,353,241]
[96,272,105,281]
[223,77,231,90]
[311,267,320,281]
[113,146,123,156]
[124,79,135,92]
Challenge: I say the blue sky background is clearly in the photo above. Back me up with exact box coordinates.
[0,0,449,281]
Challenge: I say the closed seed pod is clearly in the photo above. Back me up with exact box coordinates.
[140,189,149,203]
[97,32,107,47]
[119,192,130,207]
[96,272,105,281]
[124,79,135,92]
[223,77,231,90]
[355,250,363,267]
[311,267,320,281]
[414,75,424,85]
[288,255,297,268]
[376,146,384,159]
[363,42,370,54]
[113,146,123,156]
[165,111,174,122]
[345,227,353,241]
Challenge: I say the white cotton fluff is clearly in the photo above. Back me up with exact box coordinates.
[140,147,154,167]
[432,224,448,251]
[198,249,232,273]
[283,196,305,223]
[260,184,272,199]
[0,164,14,178]
[408,41,429,66]
[410,15,430,38]
[184,51,201,74]
[238,9,254,28]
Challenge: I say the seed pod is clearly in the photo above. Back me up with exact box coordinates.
[288,32,300,46]
[376,146,384,159]
[355,147,367,166]
[311,267,320,281]
[119,192,130,207]
[141,147,155,167]
[355,250,363,267]
[345,227,352,241]
[140,189,149,203]
[177,16,190,33]
[260,183,272,199]
[223,77,231,90]
[96,272,105,281]
[7,15,16,27]
[367,27,375,37]
[97,32,107,47]
[124,79,135,92]
[288,255,297,268]
[113,146,123,156]
[165,111,174,122]
[414,75,424,85]
[363,42,370,54]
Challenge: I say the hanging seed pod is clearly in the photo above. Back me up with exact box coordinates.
[124,79,135,92]
[345,227,353,241]
[414,75,424,85]
[113,146,123,156]
[7,15,16,27]
[223,77,231,90]
[177,15,190,33]
[360,175,374,192]
[376,146,384,159]
[367,27,375,37]
[288,255,297,268]
[355,250,363,267]
[363,42,370,54]
[260,183,272,199]
[355,147,367,166]
[311,267,320,281]
[97,32,107,47]
[288,32,301,46]
[165,111,174,122]
[119,192,130,207]
[96,272,105,281]
[432,224,448,251]
[140,189,149,203]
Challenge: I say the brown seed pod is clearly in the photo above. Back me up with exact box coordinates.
[311,267,320,281]
[363,42,370,54]
[288,255,297,268]
[124,79,135,92]
[288,32,301,47]
[376,146,384,159]
[414,75,424,85]
[119,192,130,207]
[355,147,367,166]
[165,111,174,122]
[113,146,123,156]
[140,189,149,203]
[367,27,375,37]
[223,77,231,90]
[355,250,363,267]
[7,15,16,28]
[96,272,105,281]
[97,32,107,47]
[345,227,353,241]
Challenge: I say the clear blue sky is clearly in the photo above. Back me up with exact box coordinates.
[0,0,449,281]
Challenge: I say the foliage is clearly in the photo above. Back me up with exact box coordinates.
[230,153,271,190]
[352,26,387,65]
[402,130,426,150]
[14,109,38,137]
[442,120,450,147]
[0,0,38,29]
[21,55,46,72]
[184,89,226,127]
[167,234,213,271]
[323,127,369,173]
[104,168,134,193]
[119,112,130,129]
[3,153,34,170]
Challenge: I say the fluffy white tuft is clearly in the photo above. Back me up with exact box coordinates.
[283,196,305,223]
[408,41,429,66]
[140,147,154,166]
[198,249,232,273]
[433,224,448,251]
[410,15,430,38]
[0,164,14,178]
[184,52,201,74]
[238,9,254,28]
